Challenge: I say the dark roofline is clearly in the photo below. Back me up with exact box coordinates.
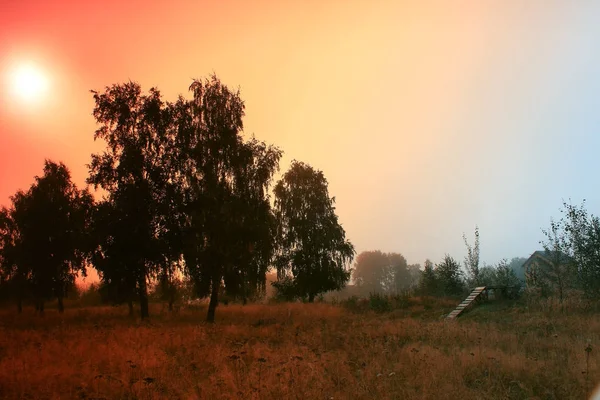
[522,250,571,268]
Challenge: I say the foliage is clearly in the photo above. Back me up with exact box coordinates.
[493,259,522,298]
[478,260,522,292]
[555,201,600,298]
[151,271,186,311]
[477,264,497,286]
[273,160,355,302]
[0,160,92,313]
[507,256,528,282]
[77,284,104,307]
[406,264,423,289]
[271,276,299,302]
[368,292,392,313]
[434,255,465,297]
[90,200,138,312]
[177,75,282,321]
[530,200,600,301]
[463,226,480,286]
[418,259,437,296]
[352,251,388,293]
[352,251,415,295]
[538,218,578,302]
[88,82,177,319]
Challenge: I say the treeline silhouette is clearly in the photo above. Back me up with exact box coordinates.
[0,75,355,322]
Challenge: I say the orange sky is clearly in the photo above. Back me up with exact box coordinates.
[2,0,600,272]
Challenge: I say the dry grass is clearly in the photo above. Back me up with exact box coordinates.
[0,298,598,400]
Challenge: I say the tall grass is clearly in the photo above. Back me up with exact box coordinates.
[0,298,597,399]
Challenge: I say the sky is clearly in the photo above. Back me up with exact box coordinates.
[1,0,600,271]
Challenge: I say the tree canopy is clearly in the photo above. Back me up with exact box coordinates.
[273,160,355,302]
[0,75,357,320]
[0,160,92,313]
[352,251,411,294]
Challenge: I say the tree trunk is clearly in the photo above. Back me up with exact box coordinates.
[128,300,134,317]
[206,276,220,323]
[139,270,149,320]
[168,298,174,312]
[58,296,64,313]
[39,300,44,315]
[308,293,315,303]
[17,297,22,314]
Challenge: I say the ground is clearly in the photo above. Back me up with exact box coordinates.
[0,297,598,399]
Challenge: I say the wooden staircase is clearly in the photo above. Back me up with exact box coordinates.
[446,286,486,319]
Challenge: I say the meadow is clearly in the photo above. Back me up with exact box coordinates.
[0,297,598,400]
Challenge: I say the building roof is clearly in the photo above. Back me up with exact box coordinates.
[522,250,572,268]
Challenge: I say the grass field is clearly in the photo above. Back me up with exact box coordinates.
[0,297,598,399]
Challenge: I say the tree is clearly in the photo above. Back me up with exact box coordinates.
[507,257,528,282]
[274,160,355,302]
[493,259,522,298]
[0,194,30,313]
[478,264,497,287]
[271,276,298,302]
[435,255,464,297]
[539,217,578,302]
[0,161,92,313]
[389,253,411,292]
[31,161,93,313]
[220,139,282,305]
[558,201,600,298]
[463,226,480,287]
[88,82,176,319]
[418,259,437,295]
[352,251,392,294]
[90,200,139,315]
[176,75,282,321]
[407,264,423,288]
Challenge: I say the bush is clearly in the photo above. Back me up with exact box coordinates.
[341,295,366,312]
[271,276,298,302]
[390,292,412,308]
[78,284,103,307]
[368,292,391,313]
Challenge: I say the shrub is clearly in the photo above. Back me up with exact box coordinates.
[341,295,364,312]
[368,292,391,313]
[391,292,412,308]
[271,276,298,302]
[78,284,103,307]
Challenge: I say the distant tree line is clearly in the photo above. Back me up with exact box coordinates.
[0,74,355,321]
[349,227,522,299]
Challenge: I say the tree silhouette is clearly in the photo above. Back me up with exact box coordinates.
[352,250,391,294]
[88,83,176,319]
[274,160,355,302]
[418,259,437,295]
[176,75,282,321]
[0,161,92,313]
[0,192,30,313]
[389,253,410,292]
[220,139,282,305]
[89,200,138,315]
[435,255,464,297]
[463,226,481,287]
[352,251,409,294]
[545,201,600,298]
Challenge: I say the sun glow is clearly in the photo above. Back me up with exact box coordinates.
[8,62,50,104]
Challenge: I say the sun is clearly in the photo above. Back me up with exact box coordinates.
[8,62,50,103]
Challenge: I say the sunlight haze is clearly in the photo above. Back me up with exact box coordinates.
[1,0,599,267]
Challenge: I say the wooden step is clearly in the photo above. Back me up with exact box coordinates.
[446,286,487,319]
